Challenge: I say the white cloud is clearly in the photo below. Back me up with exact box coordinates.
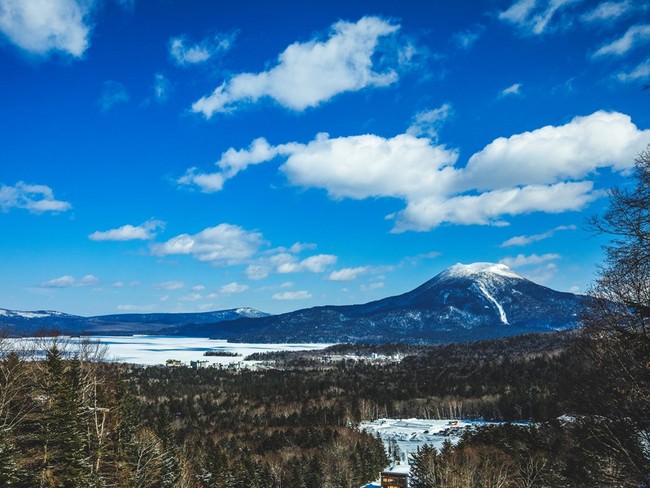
[245,264,271,281]
[191,16,400,117]
[99,81,129,111]
[152,223,264,265]
[169,32,234,66]
[593,24,650,58]
[393,181,598,231]
[276,254,338,273]
[281,133,460,201]
[616,57,650,82]
[328,266,370,281]
[463,111,649,191]
[453,27,483,49]
[499,253,561,267]
[0,181,71,213]
[499,0,579,35]
[361,282,384,291]
[41,274,99,288]
[500,82,522,97]
[272,290,312,300]
[521,262,559,284]
[581,1,632,23]
[89,220,165,241]
[500,225,576,247]
[192,285,206,291]
[0,0,92,57]
[155,280,185,291]
[289,242,317,254]
[112,281,140,288]
[178,137,296,192]
[153,73,170,102]
[220,282,249,294]
[407,103,453,141]
[181,110,650,232]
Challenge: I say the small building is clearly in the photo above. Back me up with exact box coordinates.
[381,471,408,488]
[165,359,183,367]
[190,360,209,369]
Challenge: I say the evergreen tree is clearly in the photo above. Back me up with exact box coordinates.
[40,348,91,487]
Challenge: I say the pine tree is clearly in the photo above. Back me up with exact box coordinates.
[40,348,91,487]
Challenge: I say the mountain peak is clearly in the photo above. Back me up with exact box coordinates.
[441,262,523,280]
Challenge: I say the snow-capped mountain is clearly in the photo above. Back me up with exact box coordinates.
[0,307,268,336]
[191,262,588,343]
[1,263,587,342]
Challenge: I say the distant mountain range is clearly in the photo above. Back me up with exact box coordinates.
[0,263,589,343]
[0,307,268,336]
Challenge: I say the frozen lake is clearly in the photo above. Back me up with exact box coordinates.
[6,336,334,367]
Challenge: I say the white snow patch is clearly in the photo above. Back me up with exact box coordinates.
[476,282,509,325]
[360,418,520,483]
[14,311,51,319]
[443,262,523,280]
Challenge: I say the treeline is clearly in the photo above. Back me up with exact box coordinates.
[0,338,389,488]
[0,324,647,486]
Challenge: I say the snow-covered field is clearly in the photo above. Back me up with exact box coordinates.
[360,418,512,486]
[6,336,333,367]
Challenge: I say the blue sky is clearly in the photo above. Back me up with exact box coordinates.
[1,0,649,316]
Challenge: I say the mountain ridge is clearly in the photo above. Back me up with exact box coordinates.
[0,263,588,343]
[170,262,589,343]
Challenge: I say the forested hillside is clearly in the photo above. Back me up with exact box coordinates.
[0,325,645,487]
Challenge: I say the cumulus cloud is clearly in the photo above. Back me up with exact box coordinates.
[462,111,648,190]
[178,137,297,192]
[219,282,249,294]
[281,133,460,201]
[616,58,650,82]
[151,223,263,265]
[593,24,650,58]
[500,225,576,247]
[191,16,400,117]
[393,181,598,231]
[407,103,453,141]
[0,181,71,213]
[98,81,129,111]
[499,0,579,35]
[272,290,312,300]
[499,253,561,267]
[89,220,165,242]
[245,264,271,281]
[169,32,235,66]
[111,281,140,288]
[499,82,522,97]
[0,0,93,57]
[275,253,338,273]
[180,110,650,232]
[41,274,99,288]
[328,266,370,281]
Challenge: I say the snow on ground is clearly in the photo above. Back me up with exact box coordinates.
[6,336,333,367]
[360,418,512,484]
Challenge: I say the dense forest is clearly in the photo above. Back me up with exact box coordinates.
[0,149,647,486]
